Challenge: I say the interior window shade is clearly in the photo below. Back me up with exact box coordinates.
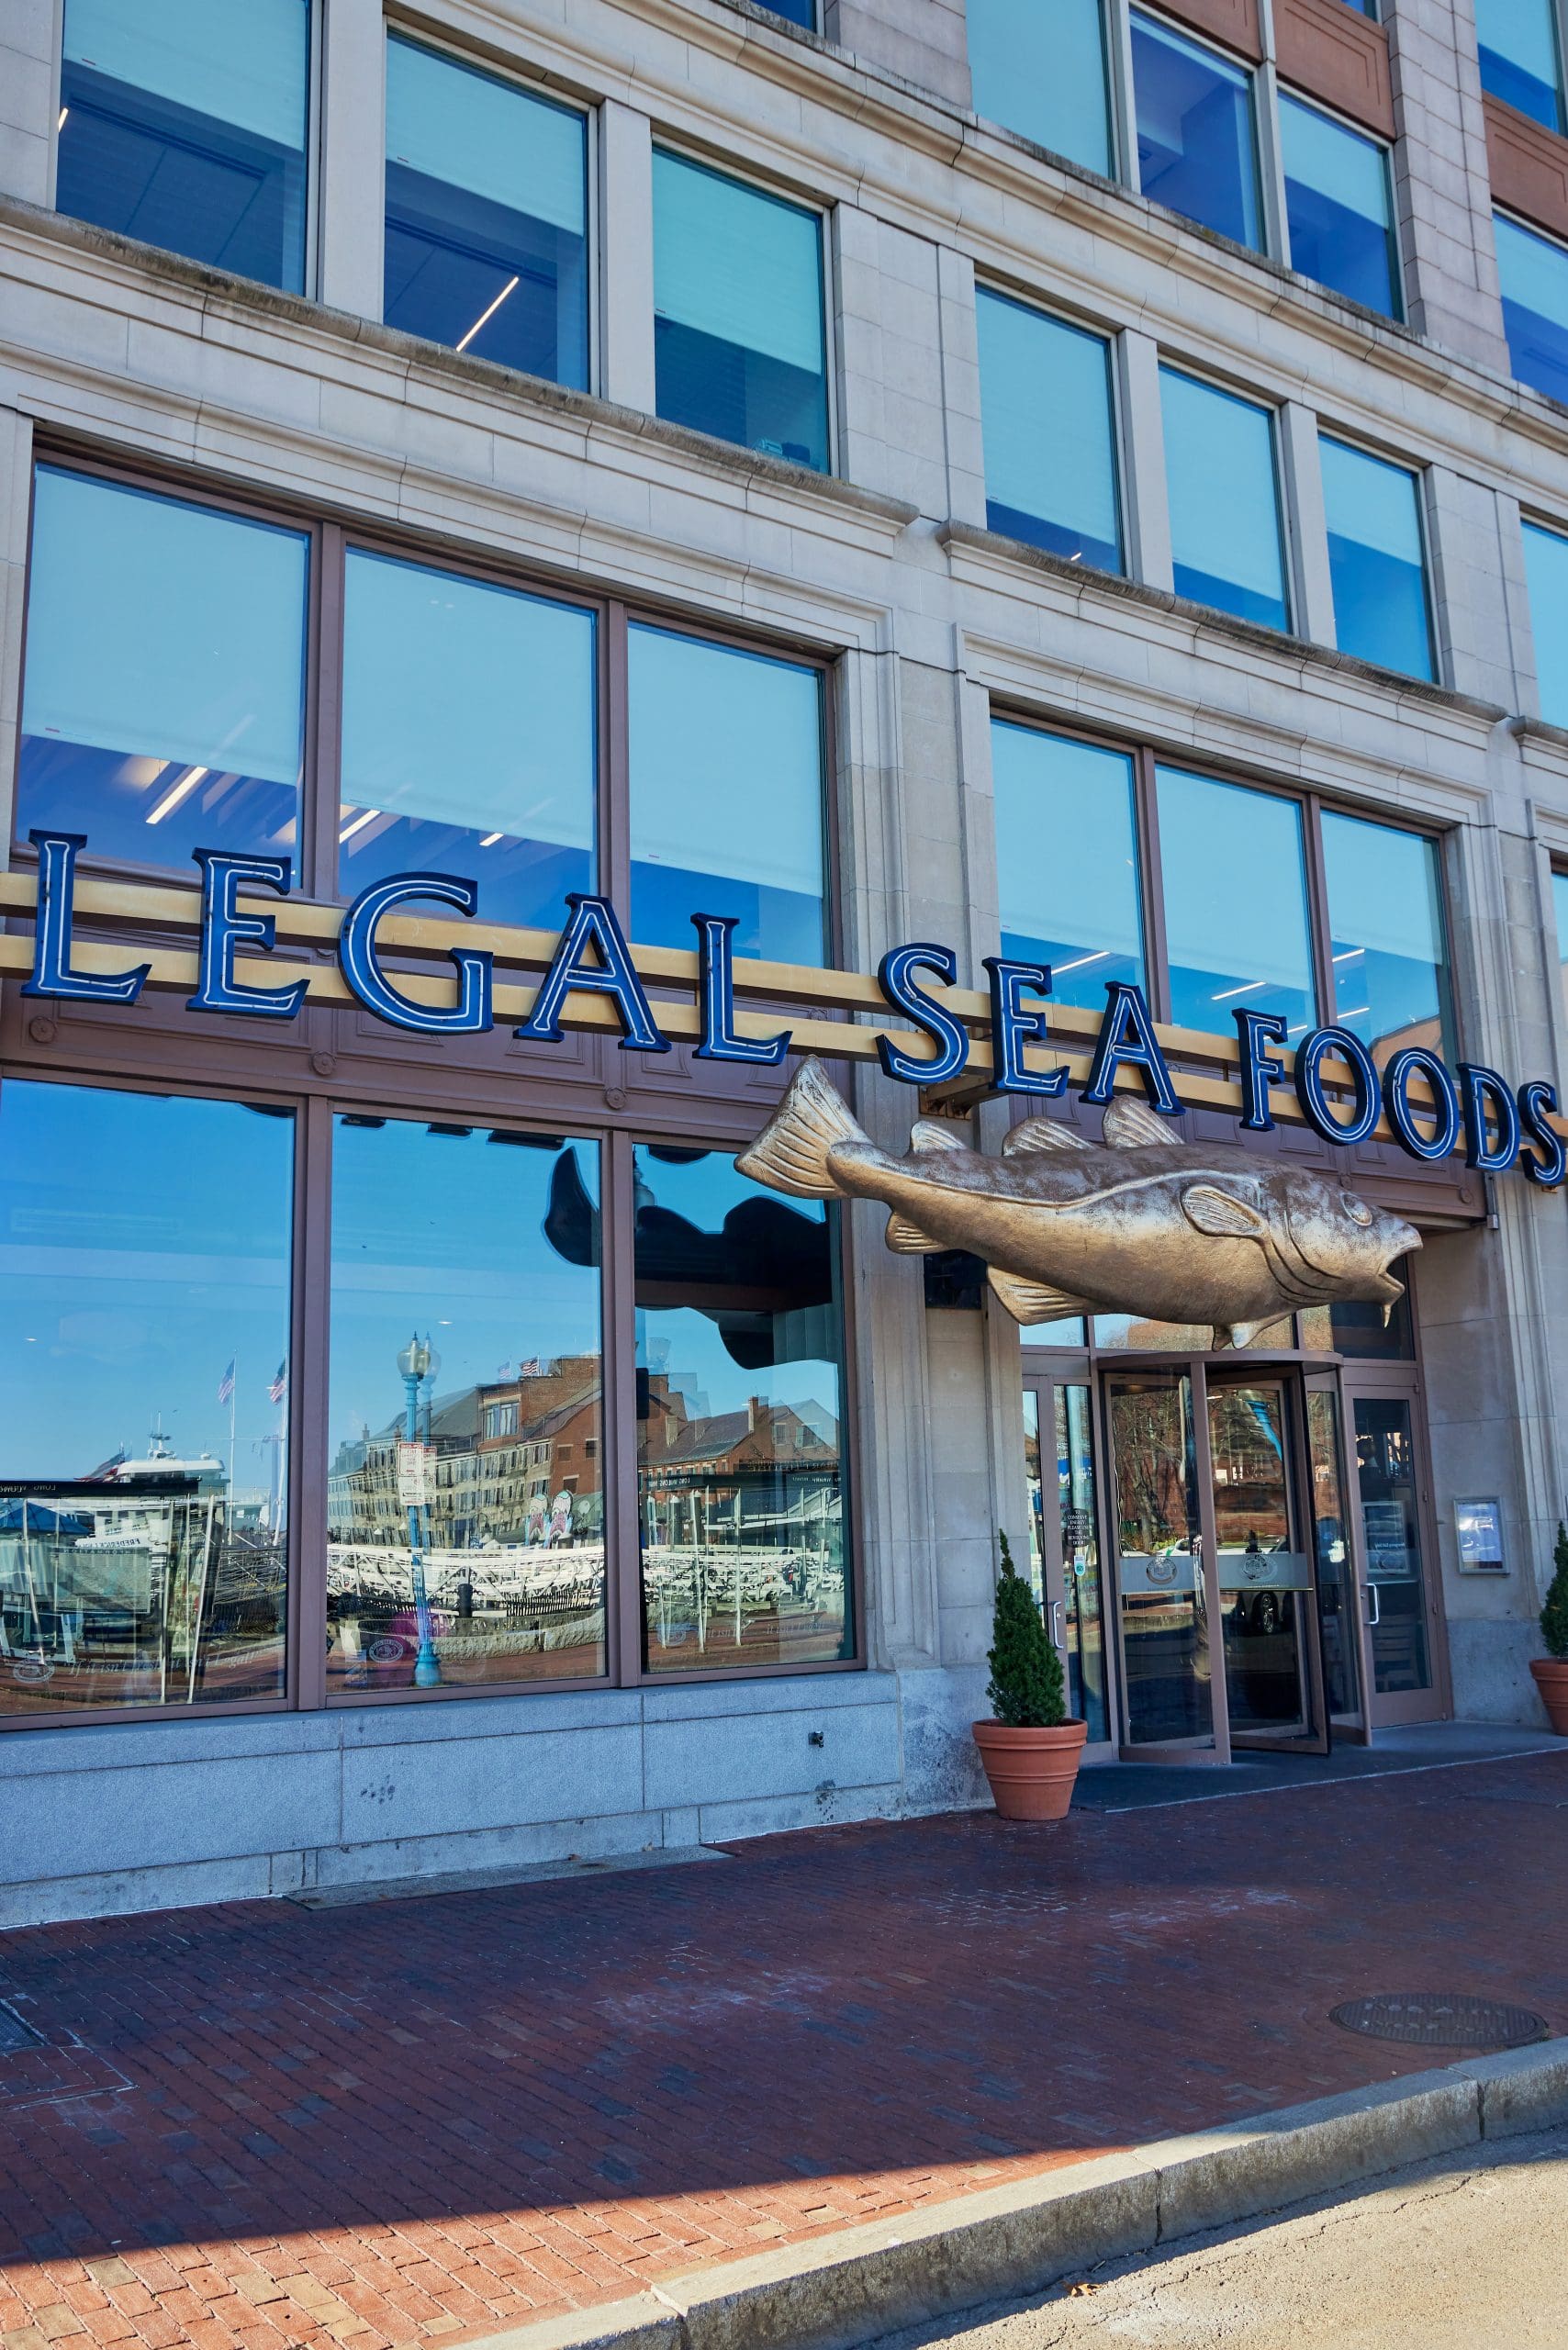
[1279,95,1388,217]
[1321,811,1445,964]
[652,151,824,375]
[21,468,307,786]
[1320,440,1423,563]
[992,724,1141,956]
[63,0,308,148]
[977,294,1118,543]
[340,552,595,849]
[386,38,586,236]
[1157,767,1313,990]
[1495,212,1568,318]
[1160,369,1282,599]
[629,627,823,896]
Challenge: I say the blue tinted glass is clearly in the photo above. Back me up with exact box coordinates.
[384,39,588,388]
[629,627,825,965]
[1156,769,1316,1038]
[1322,813,1453,1064]
[1497,211,1568,403]
[991,722,1145,1009]
[1475,0,1564,128]
[339,551,596,924]
[1524,520,1568,725]
[1320,439,1433,678]
[977,291,1122,570]
[757,0,816,20]
[18,468,307,876]
[653,151,829,472]
[969,0,1112,175]
[1281,94,1399,317]
[56,0,308,290]
[1132,11,1261,250]
[1159,368,1289,630]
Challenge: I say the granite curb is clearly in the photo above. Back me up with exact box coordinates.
[464,2037,1568,2350]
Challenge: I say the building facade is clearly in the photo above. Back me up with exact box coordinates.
[5,0,1568,1927]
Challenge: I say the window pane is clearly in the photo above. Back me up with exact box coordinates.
[991,722,1145,1009]
[1159,369,1289,630]
[976,291,1123,571]
[383,38,588,389]
[1056,1384,1109,1742]
[1281,94,1400,318]
[1523,520,1568,726]
[57,0,308,290]
[1156,767,1316,1035]
[1475,0,1564,128]
[18,468,307,875]
[635,1148,850,1672]
[1496,211,1568,405]
[653,151,829,471]
[1555,869,1568,1031]
[757,0,816,21]
[629,626,825,964]
[1132,11,1261,251]
[327,1121,604,1693]
[0,1082,292,1718]
[1320,438,1434,678]
[968,0,1112,175]
[339,550,595,923]
[1321,811,1453,1064]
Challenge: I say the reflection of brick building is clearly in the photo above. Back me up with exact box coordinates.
[640,1391,838,1548]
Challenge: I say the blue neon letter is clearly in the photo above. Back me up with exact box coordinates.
[517,894,668,1051]
[187,851,307,1021]
[693,914,790,1066]
[878,942,969,1085]
[338,871,492,1035]
[23,831,149,1005]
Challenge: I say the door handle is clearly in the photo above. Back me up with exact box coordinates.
[1050,1599,1065,1648]
[1366,1583,1381,1627]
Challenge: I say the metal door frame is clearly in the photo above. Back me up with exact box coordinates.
[1340,1360,1452,1728]
[1207,1363,1331,1757]
[1021,1360,1119,1762]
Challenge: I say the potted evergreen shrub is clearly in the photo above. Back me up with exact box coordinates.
[1530,1521,1568,1735]
[972,1532,1088,1819]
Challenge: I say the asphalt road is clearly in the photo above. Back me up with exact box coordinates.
[869,2123,1568,2350]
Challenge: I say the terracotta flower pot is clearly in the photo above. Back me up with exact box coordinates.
[1530,1657,1568,1735]
[972,1718,1088,1820]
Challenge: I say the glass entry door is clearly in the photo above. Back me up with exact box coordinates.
[1348,1386,1448,1725]
[1022,1379,1111,1746]
[1105,1370,1220,1757]
[1208,1375,1328,1753]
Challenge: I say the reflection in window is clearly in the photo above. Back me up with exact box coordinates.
[1023,1388,1108,1740]
[1301,1261,1416,1358]
[1353,1395,1433,1695]
[1156,767,1316,1037]
[1280,94,1400,318]
[991,723,1145,1010]
[1555,869,1568,1031]
[1321,811,1453,1065]
[635,1150,849,1672]
[1320,438,1434,679]
[383,38,588,388]
[968,0,1113,175]
[653,151,830,472]
[1496,211,1568,406]
[1108,1372,1211,1743]
[757,0,816,21]
[339,551,595,923]
[1307,1388,1362,1720]
[1522,520,1568,726]
[327,1122,604,1692]
[56,0,309,290]
[629,627,825,964]
[1131,12,1262,251]
[976,291,1123,571]
[17,468,307,875]
[0,1083,293,1718]
[1159,369,1289,630]
[1474,0,1564,128]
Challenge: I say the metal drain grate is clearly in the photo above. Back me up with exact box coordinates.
[0,2002,44,2053]
[1330,1993,1547,2050]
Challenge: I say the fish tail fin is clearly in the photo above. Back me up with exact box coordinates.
[735,1059,867,1198]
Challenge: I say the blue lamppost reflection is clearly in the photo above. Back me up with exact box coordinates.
[398,1333,442,1688]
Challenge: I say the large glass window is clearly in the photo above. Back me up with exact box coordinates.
[1523,520,1568,726]
[1321,812,1454,1064]
[757,0,817,22]
[1159,369,1290,631]
[635,1149,849,1672]
[1280,95,1401,318]
[1131,11,1263,251]
[1156,767,1316,1036]
[1474,0,1565,128]
[968,0,1114,177]
[56,0,309,291]
[1496,211,1568,407]
[652,151,830,473]
[1320,438,1435,679]
[327,1120,604,1694]
[1553,869,1568,1029]
[991,723,1145,1010]
[629,626,826,964]
[17,468,308,877]
[383,38,588,389]
[976,290,1123,571]
[338,551,595,924]
[0,1082,293,1718]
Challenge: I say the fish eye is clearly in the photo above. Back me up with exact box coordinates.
[1341,1193,1373,1227]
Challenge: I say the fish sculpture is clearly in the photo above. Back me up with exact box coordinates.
[736,1059,1421,1347]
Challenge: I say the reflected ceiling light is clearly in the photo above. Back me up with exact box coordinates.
[1332,946,1365,962]
[456,275,520,352]
[1050,948,1111,976]
[479,831,504,847]
[1337,1004,1371,1020]
[146,765,208,824]
[1212,977,1266,1001]
[339,808,380,844]
[58,106,69,130]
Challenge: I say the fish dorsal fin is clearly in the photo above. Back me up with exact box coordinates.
[987,1266,1090,1325]
[1182,1183,1267,1239]
[910,1119,969,1154]
[1002,1117,1092,1158]
[885,1212,943,1254]
[1102,1096,1178,1149]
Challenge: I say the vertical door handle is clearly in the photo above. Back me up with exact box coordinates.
[1366,1583,1381,1627]
[1050,1599,1065,1648]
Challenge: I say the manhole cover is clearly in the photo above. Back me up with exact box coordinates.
[1329,1993,1547,2050]
[0,2003,44,2053]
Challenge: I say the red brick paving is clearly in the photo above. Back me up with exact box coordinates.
[1,1750,1566,2350]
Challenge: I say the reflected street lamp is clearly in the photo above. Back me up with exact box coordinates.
[398,1333,442,1688]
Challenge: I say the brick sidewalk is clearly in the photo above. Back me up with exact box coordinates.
[2,1750,1565,2350]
